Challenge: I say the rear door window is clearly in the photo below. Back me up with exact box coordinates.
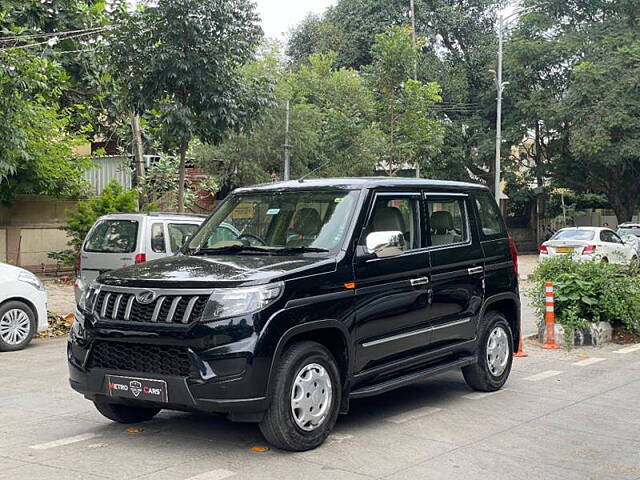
[84,220,138,253]
[168,223,200,252]
[426,197,468,246]
[474,191,507,238]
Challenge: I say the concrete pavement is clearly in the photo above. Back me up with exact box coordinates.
[2,336,640,480]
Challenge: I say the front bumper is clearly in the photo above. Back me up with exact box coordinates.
[67,327,270,420]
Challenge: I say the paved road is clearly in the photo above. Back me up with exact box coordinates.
[2,337,640,480]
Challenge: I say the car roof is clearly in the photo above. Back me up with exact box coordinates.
[618,223,640,227]
[234,177,488,193]
[97,213,205,221]
[557,227,606,231]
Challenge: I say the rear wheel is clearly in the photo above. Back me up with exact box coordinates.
[94,400,160,423]
[259,341,341,451]
[0,300,36,352]
[463,311,513,392]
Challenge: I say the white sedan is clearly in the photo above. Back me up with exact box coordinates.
[539,227,638,265]
[0,262,48,351]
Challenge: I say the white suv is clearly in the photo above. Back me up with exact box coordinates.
[0,262,48,351]
[75,213,205,301]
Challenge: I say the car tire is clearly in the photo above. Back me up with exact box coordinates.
[0,300,36,352]
[462,311,513,392]
[259,341,341,451]
[94,401,161,423]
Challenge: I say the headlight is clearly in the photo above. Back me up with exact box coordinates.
[201,282,284,320]
[78,282,98,312]
[18,271,44,291]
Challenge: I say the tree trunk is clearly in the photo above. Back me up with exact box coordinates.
[609,194,636,224]
[130,113,146,208]
[177,137,188,213]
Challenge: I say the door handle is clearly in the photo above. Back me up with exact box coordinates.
[410,277,429,287]
[468,266,484,275]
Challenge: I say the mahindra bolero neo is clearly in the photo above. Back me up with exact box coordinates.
[69,178,520,451]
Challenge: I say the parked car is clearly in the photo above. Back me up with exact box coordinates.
[538,227,638,265]
[75,213,205,302]
[617,223,640,255]
[69,178,520,451]
[0,262,48,351]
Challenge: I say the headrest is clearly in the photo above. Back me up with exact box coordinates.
[293,208,322,236]
[373,206,405,233]
[431,210,454,230]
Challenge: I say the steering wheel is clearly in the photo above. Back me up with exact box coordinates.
[238,233,266,246]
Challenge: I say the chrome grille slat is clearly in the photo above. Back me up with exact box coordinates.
[182,296,199,324]
[165,296,182,323]
[111,294,123,319]
[90,286,209,325]
[124,295,135,321]
[100,293,111,318]
[151,297,166,322]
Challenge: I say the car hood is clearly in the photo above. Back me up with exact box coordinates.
[98,254,336,288]
[0,262,27,279]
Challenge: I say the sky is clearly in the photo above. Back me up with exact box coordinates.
[254,0,336,41]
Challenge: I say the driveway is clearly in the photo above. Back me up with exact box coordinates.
[1,337,639,479]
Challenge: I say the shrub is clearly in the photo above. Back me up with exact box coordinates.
[62,180,138,253]
[528,256,640,336]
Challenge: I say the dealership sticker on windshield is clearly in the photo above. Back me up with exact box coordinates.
[266,208,280,215]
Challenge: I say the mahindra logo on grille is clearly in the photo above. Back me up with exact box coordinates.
[136,290,157,304]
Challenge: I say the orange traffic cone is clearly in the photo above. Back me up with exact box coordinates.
[514,333,528,357]
[542,282,560,350]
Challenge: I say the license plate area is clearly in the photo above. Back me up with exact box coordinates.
[106,375,168,403]
[555,247,573,253]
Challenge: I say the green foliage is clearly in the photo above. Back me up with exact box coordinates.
[528,256,640,336]
[0,50,91,204]
[366,26,443,175]
[64,180,138,252]
[47,249,77,267]
[136,156,197,211]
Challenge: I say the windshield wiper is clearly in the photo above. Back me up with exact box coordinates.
[190,245,273,255]
[274,246,330,254]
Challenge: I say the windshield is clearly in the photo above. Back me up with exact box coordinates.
[618,226,640,237]
[186,190,360,254]
[551,229,595,241]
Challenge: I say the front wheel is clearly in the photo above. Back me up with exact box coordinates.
[462,311,513,392]
[259,341,341,451]
[0,300,36,352]
[94,401,160,423]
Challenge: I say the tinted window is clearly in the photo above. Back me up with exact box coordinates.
[427,198,468,246]
[552,230,595,241]
[151,223,166,253]
[84,220,138,253]
[364,196,421,250]
[474,191,507,238]
[600,230,622,244]
[168,223,200,252]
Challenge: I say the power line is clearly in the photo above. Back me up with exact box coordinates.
[0,29,108,52]
[0,26,109,43]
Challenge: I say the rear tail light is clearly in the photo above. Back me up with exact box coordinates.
[582,245,597,255]
[539,245,548,254]
[508,237,519,277]
[134,253,147,264]
[75,253,81,273]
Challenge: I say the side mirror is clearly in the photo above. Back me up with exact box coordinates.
[366,231,405,258]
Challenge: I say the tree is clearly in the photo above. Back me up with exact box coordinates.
[366,26,443,176]
[109,0,267,212]
[0,50,90,205]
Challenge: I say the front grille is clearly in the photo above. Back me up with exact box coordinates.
[88,341,192,376]
[92,289,209,324]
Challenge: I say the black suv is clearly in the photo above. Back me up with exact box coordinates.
[69,178,520,451]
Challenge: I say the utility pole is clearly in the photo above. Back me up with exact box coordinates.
[410,0,420,178]
[283,100,291,181]
[130,113,146,208]
[494,13,504,203]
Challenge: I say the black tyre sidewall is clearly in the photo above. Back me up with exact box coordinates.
[0,300,36,352]
[260,342,341,451]
[464,312,513,391]
[94,400,160,423]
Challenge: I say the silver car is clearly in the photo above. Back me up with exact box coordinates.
[75,213,205,301]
